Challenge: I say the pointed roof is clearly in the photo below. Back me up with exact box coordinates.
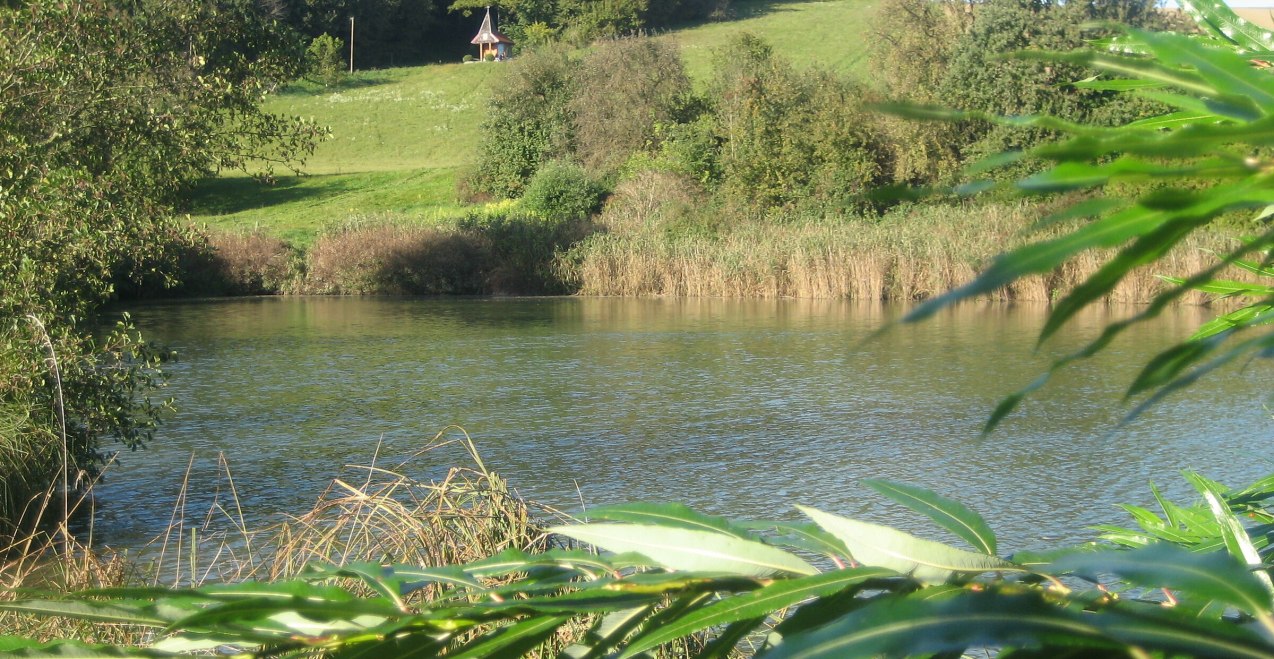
[471,7,513,45]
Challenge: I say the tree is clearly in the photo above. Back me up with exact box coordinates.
[0,0,324,541]
[570,38,692,176]
[712,34,890,215]
[465,47,576,198]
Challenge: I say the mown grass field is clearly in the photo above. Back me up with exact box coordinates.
[188,0,878,241]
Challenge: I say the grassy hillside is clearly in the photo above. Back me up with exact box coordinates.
[189,0,879,242]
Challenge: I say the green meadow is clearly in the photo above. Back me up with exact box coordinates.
[188,0,878,242]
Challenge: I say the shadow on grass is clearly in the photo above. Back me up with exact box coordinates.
[187,175,368,216]
[275,73,397,97]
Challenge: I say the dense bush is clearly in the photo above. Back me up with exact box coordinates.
[306,34,347,87]
[570,38,693,176]
[466,48,576,198]
[934,0,1173,174]
[459,213,595,294]
[712,34,891,216]
[304,224,490,295]
[519,160,606,223]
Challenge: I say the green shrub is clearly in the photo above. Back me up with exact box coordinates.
[462,53,474,63]
[711,34,891,216]
[306,34,346,87]
[570,38,693,177]
[520,160,606,223]
[467,48,576,198]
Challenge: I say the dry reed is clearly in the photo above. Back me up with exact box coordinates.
[1,427,566,645]
[303,222,490,295]
[567,198,1251,304]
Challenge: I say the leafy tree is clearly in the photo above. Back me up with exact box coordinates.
[306,33,347,86]
[712,34,889,215]
[868,0,969,184]
[936,0,1171,172]
[0,0,323,540]
[466,47,576,198]
[570,38,692,176]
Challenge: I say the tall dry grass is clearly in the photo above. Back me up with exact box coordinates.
[1,428,564,644]
[567,186,1245,304]
[173,229,298,296]
[304,222,491,295]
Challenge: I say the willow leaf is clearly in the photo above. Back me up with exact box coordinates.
[0,638,166,658]
[584,502,752,539]
[619,568,894,658]
[1139,29,1274,110]
[1184,472,1274,594]
[1158,277,1274,297]
[448,615,572,659]
[799,507,1019,584]
[165,595,400,633]
[1048,544,1273,617]
[0,600,171,627]
[549,523,818,577]
[1126,337,1221,396]
[1180,0,1274,51]
[862,479,997,556]
[1126,111,1221,130]
[1072,77,1162,91]
[737,521,849,561]
[391,565,485,594]
[561,605,655,659]
[763,592,1117,659]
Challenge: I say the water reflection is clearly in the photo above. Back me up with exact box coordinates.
[96,297,1270,555]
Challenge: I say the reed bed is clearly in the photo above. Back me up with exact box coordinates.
[0,428,565,645]
[567,198,1245,304]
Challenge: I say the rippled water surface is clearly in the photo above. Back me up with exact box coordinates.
[96,297,1270,553]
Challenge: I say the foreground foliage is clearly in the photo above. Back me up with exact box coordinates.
[0,473,1270,657]
[902,0,1274,427]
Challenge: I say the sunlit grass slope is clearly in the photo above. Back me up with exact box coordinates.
[670,0,877,83]
[189,0,880,240]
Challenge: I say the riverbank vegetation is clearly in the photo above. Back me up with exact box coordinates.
[0,0,323,545]
[3,0,1274,654]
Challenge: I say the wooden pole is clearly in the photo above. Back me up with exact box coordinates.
[349,17,355,73]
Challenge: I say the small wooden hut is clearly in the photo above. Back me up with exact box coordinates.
[471,7,513,61]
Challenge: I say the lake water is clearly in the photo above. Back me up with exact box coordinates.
[93,297,1271,556]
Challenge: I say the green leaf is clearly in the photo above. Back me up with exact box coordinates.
[584,502,752,539]
[763,591,1118,659]
[548,524,818,577]
[1180,0,1274,51]
[390,564,486,594]
[561,605,655,659]
[0,600,172,627]
[304,562,405,609]
[863,479,997,555]
[620,568,896,658]
[1048,544,1273,617]
[1125,111,1221,130]
[737,521,850,562]
[449,615,572,659]
[164,595,400,635]
[1184,471,1274,594]
[0,638,166,657]
[1139,29,1274,110]
[798,507,1020,584]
